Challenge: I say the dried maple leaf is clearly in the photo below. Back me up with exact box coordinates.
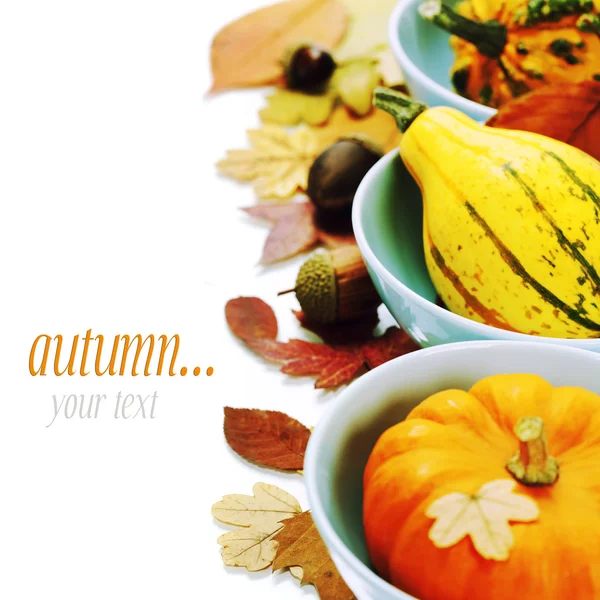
[242,201,355,264]
[225,297,419,388]
[426,479,539,561]
[217,126,321,200]
[486,81,600,161]
[209,0,348,93]
[212,483,302,572]
[225,297,278,341]
[223,407,311,471]
[273,511,356,600]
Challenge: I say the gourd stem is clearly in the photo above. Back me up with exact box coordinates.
[506,417,559,486]
[419,0,508,59]
[372,87,427,133]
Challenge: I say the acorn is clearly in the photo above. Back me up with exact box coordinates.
[283,42,337,91]
[281,245,382,324]
[307,136,384,232]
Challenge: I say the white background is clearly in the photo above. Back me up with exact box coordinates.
[0,1,396,598]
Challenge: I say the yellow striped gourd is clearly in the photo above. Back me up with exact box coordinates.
[374,87,600,338]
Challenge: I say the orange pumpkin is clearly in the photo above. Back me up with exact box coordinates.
[363,373,600,599]
[421,0,600,107]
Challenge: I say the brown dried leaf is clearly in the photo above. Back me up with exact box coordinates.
[225,297,278,341]
[223,407,311,471]
[209,0,348,93]
[217,126,321,199]
[244,202,319,264]
[486,81,600,161]
[273,511,356,599]
[243,200,356,264]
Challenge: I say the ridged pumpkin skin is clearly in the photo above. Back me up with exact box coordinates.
[363,373,600,600]
[399,106,600,338]
[450,0,600,107]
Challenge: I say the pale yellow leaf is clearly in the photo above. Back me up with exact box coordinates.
[218,526,283,572]
[426,479,539,561]
[331,59,381,117]
[335,0,399,61]
[290,566,304,580]
[259,89,337,126]
[216,126,321,199]
[211,481,302,529]
[376,47,404,88]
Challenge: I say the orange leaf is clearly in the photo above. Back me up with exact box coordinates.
[225,297,278,341]
[223,407,311,471]
[209,0,348,93]
[486,81,600,161]
[312,105,403,153]
[272,511,356,599]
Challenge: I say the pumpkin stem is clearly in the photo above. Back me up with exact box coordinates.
[506,417,559,486]
[419,0,508,59]
[372,87,427,133]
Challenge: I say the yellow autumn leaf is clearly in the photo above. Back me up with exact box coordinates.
[335,0,399,61]
[259,89,337,126]
[217,527,282,572]
[426,479,539,561]
[375,47,405,88]
[331,59,381,117]
[211,481,302,529]
[216,126,321,199]
[212,482,303,572]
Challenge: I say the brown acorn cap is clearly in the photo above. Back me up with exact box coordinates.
[294,246,381,324]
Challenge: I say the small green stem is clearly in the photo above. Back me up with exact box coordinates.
[372,87,427,133]
[506,417,559,486]
[419,0,508,59]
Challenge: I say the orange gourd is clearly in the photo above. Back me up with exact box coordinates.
[421,0,600,107]
[363,374,600,599]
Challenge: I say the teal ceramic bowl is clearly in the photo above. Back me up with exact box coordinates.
[352,149,600,352]
[305,341,600,600]
[389,0,496,121]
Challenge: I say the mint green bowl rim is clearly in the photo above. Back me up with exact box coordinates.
[352,149,600,349]
[388,0,497,121]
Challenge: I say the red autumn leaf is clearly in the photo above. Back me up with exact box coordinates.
[225,297,419,389]
[356,326,420,369]
[225,297,278,341]
[242,201,356,264]
[486,81,600,161]
[223,407,311,471]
